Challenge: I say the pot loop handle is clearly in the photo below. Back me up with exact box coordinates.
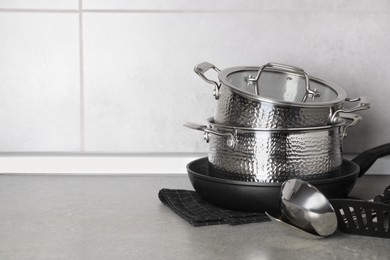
[336,113,362,138]
[330,96,371,124]
[183,122,237,149]
[247,63,321,101]
[194,62,221,100]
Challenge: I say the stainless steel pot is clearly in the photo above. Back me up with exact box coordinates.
[184,114,361,183]
[194,62,370,128]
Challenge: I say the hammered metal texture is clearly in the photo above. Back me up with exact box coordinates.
[215,86,343,128]
[208,126,343,183]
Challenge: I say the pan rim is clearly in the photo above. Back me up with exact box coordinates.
[187,157,360,187]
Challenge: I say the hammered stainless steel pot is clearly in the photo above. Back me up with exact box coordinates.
[184,114,361,183]
[194,62,370,128]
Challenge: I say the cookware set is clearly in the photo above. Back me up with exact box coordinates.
[184,62,390,238]
[183,61,390,238]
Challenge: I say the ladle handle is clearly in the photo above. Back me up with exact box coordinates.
[351,143,390,177]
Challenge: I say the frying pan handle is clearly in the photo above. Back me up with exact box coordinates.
[194,62,221,100]
[351,143,390,177]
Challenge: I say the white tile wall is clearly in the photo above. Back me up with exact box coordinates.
[0,13,80,151]
[83,11,390,153]
[0,1,390,155]
[0,0,78,10]
[83,0,390,12]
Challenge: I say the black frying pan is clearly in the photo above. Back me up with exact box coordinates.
[187,143,390,214]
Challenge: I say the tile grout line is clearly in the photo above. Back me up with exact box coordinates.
[0,9,78,13]
[79,0,85,152]
[0,8,387,14]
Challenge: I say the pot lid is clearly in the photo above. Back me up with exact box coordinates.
[218,63,347,107]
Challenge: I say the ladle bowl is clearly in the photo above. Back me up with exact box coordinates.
[280,179,338,237]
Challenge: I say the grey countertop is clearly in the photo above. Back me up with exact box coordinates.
[1,174,390,260]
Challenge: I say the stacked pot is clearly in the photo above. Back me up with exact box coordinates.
[185,62,370,183]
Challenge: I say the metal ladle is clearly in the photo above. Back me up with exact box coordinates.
[266,179,338,238]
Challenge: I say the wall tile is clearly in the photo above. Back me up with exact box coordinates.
[83,12,390,153]
[0,13,80,151]
[0,0,78,10]
[83,0,390,12]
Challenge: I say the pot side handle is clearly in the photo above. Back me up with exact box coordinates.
[194,62,221,100]
[331,96,371,124]
[351,143,390,177]
[337,113,362,138]
[183,122,236,149]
